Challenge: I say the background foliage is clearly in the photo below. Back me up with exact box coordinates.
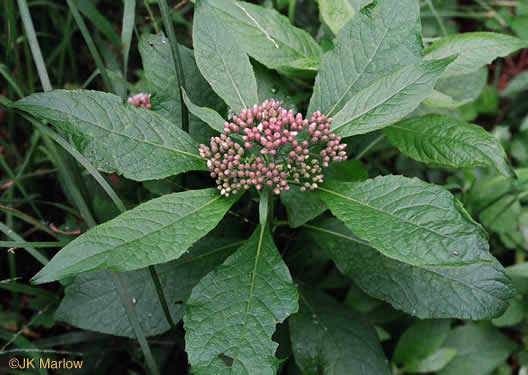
[2,0,528,374]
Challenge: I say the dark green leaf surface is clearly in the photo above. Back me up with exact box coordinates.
[424,32,527,77]
[32,189,240,284]
[280,160,367,228]
[204,0,321,75]
[394,319,451,366]
[432,68,488,108]
[182,88,225,133]
[331,58,453,137]
[438,325,516,375]
[405,348,457,373]
[280,187,327,228]
[289,290,391,375]
[308,0,423,117]
[305,217,513,319]
[193,0,259,113]
[318,175,495,266]
[55,229,244,337]
[184,225,298,374]
[138,34,221,142]
[385,115,513,176]
[15,90,205,180]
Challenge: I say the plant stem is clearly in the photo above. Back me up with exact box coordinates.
[288,0,296,24]
[259,187,274,227]
[158,0,189,133]
[148,266,176,328]
[144,0,160,33]
[112,272,161,375]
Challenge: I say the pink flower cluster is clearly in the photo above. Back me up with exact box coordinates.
[128,93,152,109]
[199,99,347,197]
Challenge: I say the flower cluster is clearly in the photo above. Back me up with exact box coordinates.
[199,99,347,197]
[128,93,152,109]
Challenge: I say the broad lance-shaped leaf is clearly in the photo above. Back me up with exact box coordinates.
[55,224,244,337]
[14,90,205,180]
[184,225,298,374]
[289,289,391,375]
[308,0,423,117]
[193,0,259,113]
[204,0,321,75]
[384,115,514,177]
[331,58,453,137]
[318,175,497,267]
[425,32,528,78]
[305,217,513,319]
[139,34,222,143]
[438,325,516,375]
[32,189,240,284]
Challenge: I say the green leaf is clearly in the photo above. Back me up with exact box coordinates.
[55,228,244,337]
[384,115,513,176]
[32,189,240,284]
[203,0,322,75]
[432,68,488,108]
[280,160,367,228]
[184,225,298,374]
[501,71,528,97]
[331,58,453,137]
[318,0,355,35]
[405,348,457,374]
[193,0,259,113]
[438,325,517,375]
[182,88,225,133]
[138,34,222,143]
[394,320,451,366]
[305,217,513,319]
[424,32,528,78]
[308,0,423,117]
[318,175,497,267]
[289,289,391,375]
[280,187,327,229]
[15,90,206,180]
[492,298,524,327]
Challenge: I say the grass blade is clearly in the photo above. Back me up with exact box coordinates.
[66,0,114,92]
[122,0,136,77]
[17,0,52,91]
[158,0,189,133]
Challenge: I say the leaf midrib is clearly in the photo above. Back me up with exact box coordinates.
[228,225,266,372]
[306,224,506,304]
[388,123,500,166]
[48,194,224,277]
[326,13,395,117]
[318,184,482,264]
[332,64,431,133]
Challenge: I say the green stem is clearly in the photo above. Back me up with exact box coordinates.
[112,272,160,375]
[158,0,189,133]
[288,0,296,24]
[148,265,176,328]
[259,187,274,228]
